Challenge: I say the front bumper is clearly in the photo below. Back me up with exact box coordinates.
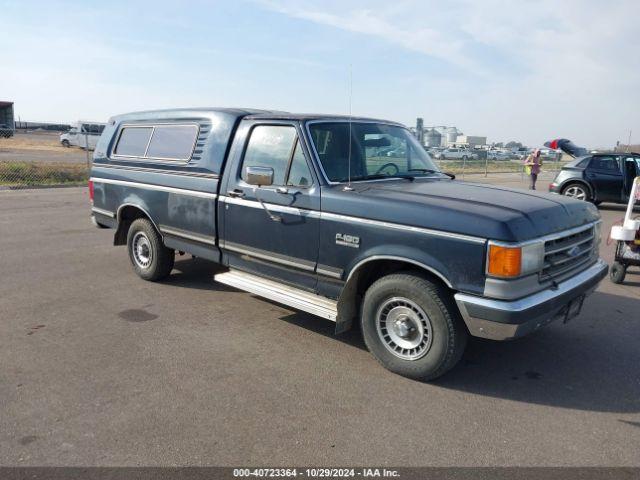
[454,259,608,340]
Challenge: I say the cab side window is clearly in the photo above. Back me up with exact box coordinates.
[241,125,313,187]
[589,156,620,173]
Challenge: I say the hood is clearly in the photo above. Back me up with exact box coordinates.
[322,178,600,242]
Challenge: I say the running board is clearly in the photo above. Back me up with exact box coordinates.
[213,270,338,321]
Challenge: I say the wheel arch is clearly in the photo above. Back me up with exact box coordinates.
[560,178,593,198]
[335,255,454,334]
[114,203,161,246]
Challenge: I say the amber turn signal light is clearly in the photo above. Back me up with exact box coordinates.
[487,244,522,278]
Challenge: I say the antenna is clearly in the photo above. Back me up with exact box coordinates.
[345,64,354,191]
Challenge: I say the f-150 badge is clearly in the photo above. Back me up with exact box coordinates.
[336,233,360,248]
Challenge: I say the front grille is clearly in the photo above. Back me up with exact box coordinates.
[541,225,595,279]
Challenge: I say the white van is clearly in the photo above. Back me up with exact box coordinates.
[60,121,106,150]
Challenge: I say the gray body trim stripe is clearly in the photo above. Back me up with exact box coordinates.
[159,225,217,246]
[90,177,218,199]
[220,195,320,218]
[219,195,485,244]
[93,163,219,179]
[321,211,485,243]
[91,206,115,218]
[224,241,316,272]
[316,265,344,279]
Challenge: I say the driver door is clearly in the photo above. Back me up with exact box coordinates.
[222,121,320,291]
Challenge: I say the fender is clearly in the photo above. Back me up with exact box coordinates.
[114,200,161,246]
[346,254,453,288]
[334,245,462,334]
[344,244,457,289]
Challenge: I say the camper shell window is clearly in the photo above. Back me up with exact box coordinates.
[112,123,199,162]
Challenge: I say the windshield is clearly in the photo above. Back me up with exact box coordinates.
[308,122,441,182]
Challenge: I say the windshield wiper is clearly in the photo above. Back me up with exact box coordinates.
[338,174,415,182]
[408,168,455,179]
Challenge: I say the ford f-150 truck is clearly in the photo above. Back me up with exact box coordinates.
[89,108,608,380]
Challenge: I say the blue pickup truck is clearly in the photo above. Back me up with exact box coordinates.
[89,108,608,380]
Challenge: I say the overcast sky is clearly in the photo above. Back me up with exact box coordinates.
[1,0,638,147]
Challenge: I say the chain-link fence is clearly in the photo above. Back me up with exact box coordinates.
[433,154,571,179]
[0,130,90,188]
[1,130,572,188]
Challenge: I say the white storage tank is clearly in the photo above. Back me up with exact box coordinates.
[446,127,459,145]
[425,128,442,147]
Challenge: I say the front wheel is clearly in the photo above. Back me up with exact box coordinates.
[61,139,70,147]
[361,272,468,381]
[126,218,175,281]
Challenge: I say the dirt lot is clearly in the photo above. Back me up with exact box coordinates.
[0,177,639,467]
[0,131,88,164]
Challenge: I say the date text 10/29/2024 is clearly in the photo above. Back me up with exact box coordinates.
[233,468,400,478]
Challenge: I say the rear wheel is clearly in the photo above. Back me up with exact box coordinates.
[126,218,174,281]
[361,272,467,381]
[61,139,70,147]
[562,182,590,201]
[610,261,626,284]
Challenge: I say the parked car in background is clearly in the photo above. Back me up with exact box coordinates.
[513,147,530,159]
[549,153,640,204]
[434,148,478,160]
[60,121,106,150]
[487,150,512,160]
[540,148,560,160]
[0,123,14,138]
[386,147,407,157]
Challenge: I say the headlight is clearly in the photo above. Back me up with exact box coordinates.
[487,241,544,278]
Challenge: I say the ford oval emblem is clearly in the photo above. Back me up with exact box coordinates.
[567,245,581,257]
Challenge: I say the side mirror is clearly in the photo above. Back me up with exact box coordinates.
[245,166,274,186]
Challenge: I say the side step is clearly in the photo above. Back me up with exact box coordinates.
[213,270,338,321]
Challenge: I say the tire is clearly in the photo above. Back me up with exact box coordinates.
[62,140,70,147]
[610,261,626,284]
[126,218,174,281]
[561,182,590,201]
[361,272,468,381]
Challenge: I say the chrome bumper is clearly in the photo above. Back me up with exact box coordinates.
[454,259,608,341]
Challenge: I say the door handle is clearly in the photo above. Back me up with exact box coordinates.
[227,189,245,198]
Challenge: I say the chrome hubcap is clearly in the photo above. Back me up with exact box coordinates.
[376,297,433,361]
[132,232,152,268]
[564,186,586,201]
